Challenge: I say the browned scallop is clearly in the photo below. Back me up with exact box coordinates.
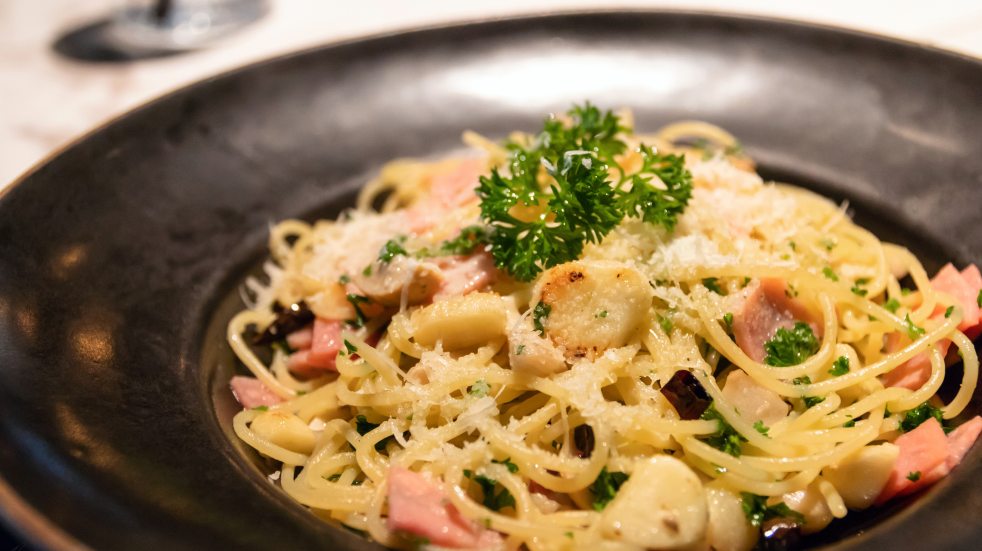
[535,261,652,360]
[353,256,443,306]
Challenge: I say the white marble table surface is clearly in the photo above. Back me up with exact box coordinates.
[2,0,981,190]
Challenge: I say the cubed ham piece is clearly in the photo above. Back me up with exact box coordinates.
[930,263,981,332]
[286,327,313,350]
[387,467,501,549]
[881,332,950,390]
[882,262,982,389]
[229,376,283,409]
[721,369,790,425]
[877,416,982,505]
[875,418,950,504]
[944,416,982,469]
[407,159,485,234]
[287,318,342,376]
[733,278,819,362]
[434,252,498,299]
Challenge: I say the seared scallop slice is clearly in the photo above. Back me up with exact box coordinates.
[705,483,759,551]
[412,292,507,350]
[823,443,899,510]
[535,261,652,360]
[353,255,443,307]
[250,410,317,455]
[600,456,708,548]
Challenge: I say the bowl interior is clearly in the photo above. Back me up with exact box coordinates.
[1,11,981,550]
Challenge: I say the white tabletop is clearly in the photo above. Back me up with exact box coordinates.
[2,0,981,190]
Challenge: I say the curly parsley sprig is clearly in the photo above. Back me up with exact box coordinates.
[476,103,694,281]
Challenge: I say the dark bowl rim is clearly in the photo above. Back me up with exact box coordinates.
[1,8,981,551]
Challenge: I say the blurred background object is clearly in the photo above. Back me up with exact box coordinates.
[1,0,981,189]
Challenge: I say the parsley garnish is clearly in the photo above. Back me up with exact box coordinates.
[590,468,629,511]
[884,298,901,313]
[978,289,982,308]
[763,322,819,366]
[753,420,770,437]
[945,305,955,318]
[722,312,734,332]
[900,403,945,433]
[843,418,856,428]
[345,293,371,328]
[703,277,725,295]
[907,471,922,482]
[252,405,269,412]
[492,457,519,473]
[829,356,850,376]
[464,470,515,511]
[437,225,490,256]
[822,267,839,281]
[803,395,826,408]
[378,237,408,263]
[850,278,869,297]
[532,302,551,334]
[355,415,394,452]
[343,339,358,354]
[338,274,351,284]
[741,493,806,528]
[793,376,825,408]
[701,404,746,457]
[658,315,673,334]
[596,310,608,318]
[902,314,926,340]
[468,380,491,397]
[476,104,692,281]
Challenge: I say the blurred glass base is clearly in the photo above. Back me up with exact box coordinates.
[111,0,269,53]
[54,0,269,62]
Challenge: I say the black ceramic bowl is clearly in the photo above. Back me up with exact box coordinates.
[1,11,980,551]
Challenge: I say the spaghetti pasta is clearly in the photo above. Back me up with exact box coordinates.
[227,106,982,550]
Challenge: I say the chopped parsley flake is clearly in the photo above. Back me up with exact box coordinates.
[763,322,819,367]
[822,267,839,281]
[343,339,358,354]
[468,380,491,397]
[701,404,746,457]
[722,312,734,332]
[753,420,770,437]
[532,302,551,334]
[792,376,825,408]
[945,305,955,318]
[437,225,490,256]
[658,315,674,334]
[829,356,850,376]
[378,237,408,263]
[464,470,515,512]
[345,293,370,328]
[252,405,269,412]
[850,281,868,297]
[900,403,945,433]
[902,314,926,340]
[907,471,921,482]
[590,468,629,511]
[741,493,806,528]
[703,277,725,295]
[884,298,901,313]
[492,457,519,473]
[596,310,608,318]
